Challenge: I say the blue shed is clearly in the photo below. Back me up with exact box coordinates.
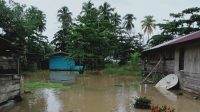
[49,51,83,72]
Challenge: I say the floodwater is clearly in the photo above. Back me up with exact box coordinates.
[4,73,200,112]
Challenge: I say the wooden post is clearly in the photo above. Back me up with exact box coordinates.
[142,58,162,83]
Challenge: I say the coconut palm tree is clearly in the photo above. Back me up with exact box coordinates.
[111,12,121,26]
[57,6,72,28]
[99,2,114,20]
[141,15,156,43]
[81,1,95,15]
[123,14,136,33]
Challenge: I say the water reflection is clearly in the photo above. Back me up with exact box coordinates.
[49,71,79,83]
[4,75,200,112]
[44,89,63,112]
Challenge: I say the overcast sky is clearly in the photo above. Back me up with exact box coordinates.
[9,0,200,41]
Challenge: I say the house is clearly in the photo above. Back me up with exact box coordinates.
[49,51,83,72]
[0,38,21,105]
[142,31,200,95]
[48,51,84,82]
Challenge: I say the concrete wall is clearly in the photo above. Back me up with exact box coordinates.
[0,74,20,104]
[0,56,20,105]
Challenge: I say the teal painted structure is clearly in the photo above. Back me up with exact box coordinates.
[49,52,83,72]
[50,71,79,83]
[49,55,75,70]
[49,52,84,82]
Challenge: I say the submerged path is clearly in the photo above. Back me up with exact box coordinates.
[4,74,200,112]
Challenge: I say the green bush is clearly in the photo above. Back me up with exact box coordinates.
[131,52,141,65]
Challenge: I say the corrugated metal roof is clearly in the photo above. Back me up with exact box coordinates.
[144,30,200,52]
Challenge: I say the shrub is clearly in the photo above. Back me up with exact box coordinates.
[134,96,152,109]
[131,52,141,65]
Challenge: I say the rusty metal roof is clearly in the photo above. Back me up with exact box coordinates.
[144,30,200,52]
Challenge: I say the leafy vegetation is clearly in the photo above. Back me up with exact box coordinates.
[1,0,199,71]
[150,104,176,112]
[103,52,142,76]
[0,0,53,69]
[51,1,143,70]
[134,96,152,109]
[133,97,176,112]
[150,7,200,47]
[103,64,134,75]
[141,15,156,43]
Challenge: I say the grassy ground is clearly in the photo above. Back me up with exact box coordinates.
[103,63,142,76]
[23,81,69,90]
[22,70,69,90]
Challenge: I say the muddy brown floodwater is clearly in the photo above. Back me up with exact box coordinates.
[4,74,200,112]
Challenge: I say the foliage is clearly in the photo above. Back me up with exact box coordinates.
[51,6,73,51]
[103,63,142,76]
[131,52,141,65]
[135,96,152,104]
[123,14,136,33]
[0,0,53,69]
[103,64,134,75]
[150,104,176,112]
[158,7,200,36]
[51,1,143,69]
[134,96,152,109]
[149,35,173,47]
[141,15,156,43]
[150,7,200,46]
[130,52,142,76]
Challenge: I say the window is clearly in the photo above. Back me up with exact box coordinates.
[179,48,185,70]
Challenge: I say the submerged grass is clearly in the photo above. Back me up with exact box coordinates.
[22,70,70,90]
[23,81,69,90]
[103,63,142,76]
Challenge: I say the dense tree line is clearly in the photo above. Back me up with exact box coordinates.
[150,7,200,46]
[2,0,198,70]
[51,1,143,69]
[0,0,53,69]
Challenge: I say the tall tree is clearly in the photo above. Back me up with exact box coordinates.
[158,7,200,36]
[99,2,114,20]
[141,15,156,43]
[81,1,94,15]
[123,14,136,33]
[150,7,200,47]
[0,0,52,69]
[57,6,72,29]
[111,12,121,26]
[52,6,73,51]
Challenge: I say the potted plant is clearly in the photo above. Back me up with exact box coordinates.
[134,96,152,109]
[150,105,176,112]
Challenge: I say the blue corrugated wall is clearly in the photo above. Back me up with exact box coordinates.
[49,55,75,70]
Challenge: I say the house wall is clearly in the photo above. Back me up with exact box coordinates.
[49,55,75,70]
[0,74,20,104]
[0,57,20,104]
[175,43,200,95]
[142,48,175,78]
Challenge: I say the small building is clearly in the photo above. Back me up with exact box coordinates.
[48,51,83,82]
[142,31,200,95]
[49,51,83,72]
[0,38,21,105]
